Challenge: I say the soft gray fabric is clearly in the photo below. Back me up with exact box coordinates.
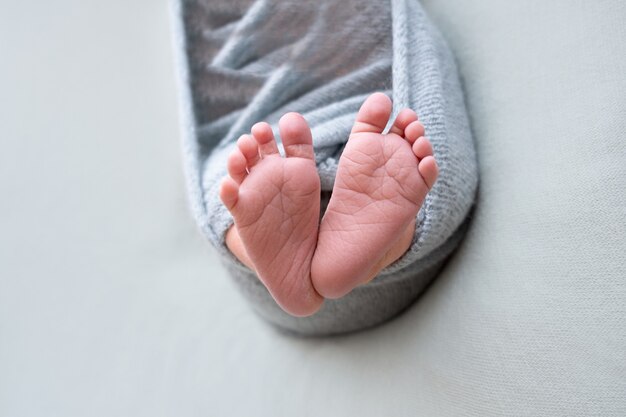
[174,0,478,334]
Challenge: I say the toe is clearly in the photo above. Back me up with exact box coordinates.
[251,122,279,158]
[418,156,438,189]
[412,136,434,160]
[237,134,260,169]
[405,121,425,144]
[351,92,392,135]
[388,108,418,136]
[219,176,240,211]
[278,112,315,160]
[227,148,248,184]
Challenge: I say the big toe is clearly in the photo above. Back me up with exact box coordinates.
[278,112,315,160]
[351,92,392,135]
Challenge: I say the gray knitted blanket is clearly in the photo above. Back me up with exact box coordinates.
[172,0,478,335]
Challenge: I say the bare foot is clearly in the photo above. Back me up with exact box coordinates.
[219,113,323,316]
[311,93,439,298]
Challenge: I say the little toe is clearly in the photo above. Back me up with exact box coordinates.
[351,92,392,135]
[237,134,261,169]
[405,121,425,144]
[389,108,418,136]
[278,112,315,160]
[219,176,240,211]
[418,156,439,189]
[412,136,434,159]
[227,148,248,184]
[251,122,279,158]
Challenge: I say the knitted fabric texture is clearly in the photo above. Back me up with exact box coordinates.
[172,0,478,335]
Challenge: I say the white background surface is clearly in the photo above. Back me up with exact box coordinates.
[1,1,625,416]
[0,2,252,415]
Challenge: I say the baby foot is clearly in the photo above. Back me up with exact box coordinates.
[219,113,323,316]
[311,93,438,298]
